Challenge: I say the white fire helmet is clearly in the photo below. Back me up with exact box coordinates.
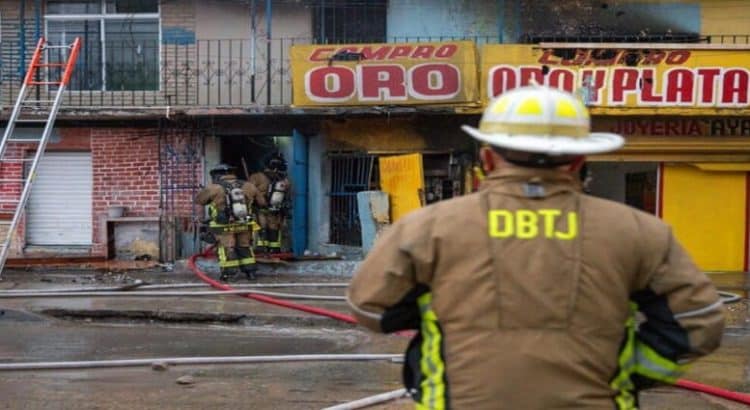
[462,86,624,155]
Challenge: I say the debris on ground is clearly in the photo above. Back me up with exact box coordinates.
[151,361,169,372]
[176,375,195,385]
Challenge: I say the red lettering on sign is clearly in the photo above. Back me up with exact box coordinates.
[305,66,355,102]
[561,50,588,66]
[642,51,666,65]
[389,46,412,59]
[520,66,544,86]
[310,47,335,62]
[721,69,750,105]
[666,68,695,104]
[538,50,559,65]
[640,69,663,103]
[697,68,721,105]
[610,68,639,104]
[409,63,460,99]
[358,65,407,101]
[361,46,392,60]
[489,66,517,98]
[548,69,575,93]
[411,45,435,59]
[435,44,458,58]
[665,50,691,65]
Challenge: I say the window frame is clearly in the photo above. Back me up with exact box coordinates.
[44,0,162,92]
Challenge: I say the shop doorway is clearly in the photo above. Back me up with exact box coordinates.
[586,162,658,214]
[219,136,293,179]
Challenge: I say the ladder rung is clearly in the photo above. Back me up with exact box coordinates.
[0,158,34,163]
[0,179,25,184]
[28,81,61,85]
[23,100,55,104]
[43,45,73,49]
[0,199,20,203]
[14,119,47,123]
[7,139,40,143]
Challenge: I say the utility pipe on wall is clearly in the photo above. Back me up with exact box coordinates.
[250,0,257,102]
[265,0,272,105]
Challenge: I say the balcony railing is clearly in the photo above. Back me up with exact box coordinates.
[0,34,747,111]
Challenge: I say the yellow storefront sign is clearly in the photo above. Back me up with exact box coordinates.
[481,44,750,115]
[379,154,424,222]
[290,41,479,106]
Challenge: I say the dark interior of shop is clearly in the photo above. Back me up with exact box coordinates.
[220,136,284,178]
[586,162,658,214]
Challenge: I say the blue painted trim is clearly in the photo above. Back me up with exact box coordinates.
[161,27,196,45]
[266,0,272,39]
[291,129,309,257]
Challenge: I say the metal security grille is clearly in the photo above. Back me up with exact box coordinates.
[312,0,388,44]
[158,118,204,262]
[328,153,376,246]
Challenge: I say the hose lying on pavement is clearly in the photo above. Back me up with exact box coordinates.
[0,354,401,371]
[189,247,750,406]
[0,282,349,293]
[0,290,345,301]
[190,247,357,324]
[321,388,408,410]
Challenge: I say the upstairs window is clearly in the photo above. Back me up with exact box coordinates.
[313,0,387,44]
[45,0,159,91]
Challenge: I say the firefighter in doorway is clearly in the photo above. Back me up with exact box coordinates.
[347,86,724,409]
[196,163,267,281]
[250,153,291,254]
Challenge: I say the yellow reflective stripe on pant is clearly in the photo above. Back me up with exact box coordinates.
[217,246,240,268]
[268,230,282,248]
[611,303,688,410]
[237,247,256,266]
[415,293,447,410]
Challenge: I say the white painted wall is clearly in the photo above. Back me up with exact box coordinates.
[193,1,313,105]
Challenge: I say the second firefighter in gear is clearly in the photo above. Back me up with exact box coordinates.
[249,153,291,254]
[196,163,267,281]
[347,86,725,409]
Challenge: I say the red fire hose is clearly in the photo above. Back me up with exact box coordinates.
[189,247,750,406]
[188,247,356,324]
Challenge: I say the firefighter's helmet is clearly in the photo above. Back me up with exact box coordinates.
[462,86,624,155]
[266,153,288,173]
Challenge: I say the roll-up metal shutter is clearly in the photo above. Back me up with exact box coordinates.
[26,152,93,245]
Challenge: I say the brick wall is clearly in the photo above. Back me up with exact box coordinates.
[0,126,204,259]
[90,128,161,255]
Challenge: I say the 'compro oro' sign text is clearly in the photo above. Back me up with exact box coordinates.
[482,45,750,112]
[291,41,478,107]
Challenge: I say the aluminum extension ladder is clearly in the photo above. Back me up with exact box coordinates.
[0,37,81,276]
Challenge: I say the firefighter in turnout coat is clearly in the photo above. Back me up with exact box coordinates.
[347,86,725,409]
[249,153,291,254]
[196,163,266,280]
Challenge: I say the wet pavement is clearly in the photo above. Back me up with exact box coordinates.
[0,269,748,409]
